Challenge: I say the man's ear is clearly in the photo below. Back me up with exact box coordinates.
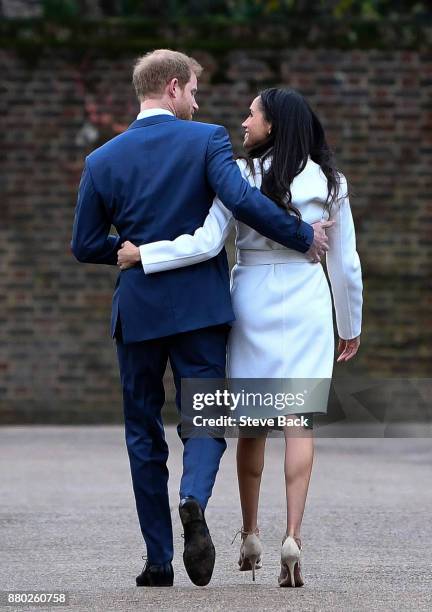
[167,77,179,99]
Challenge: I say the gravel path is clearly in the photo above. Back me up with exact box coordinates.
[1,427,431,611]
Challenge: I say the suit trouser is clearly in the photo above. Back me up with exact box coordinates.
[115,323,229,565]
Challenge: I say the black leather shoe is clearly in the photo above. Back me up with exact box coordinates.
[136,560,174,587]
[179,496,215,587]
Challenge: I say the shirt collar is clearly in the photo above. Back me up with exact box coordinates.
[137,108,174,120]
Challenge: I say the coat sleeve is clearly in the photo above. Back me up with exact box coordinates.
[139,196,234,274]
[326,175,363,339]
[205,126,314,253]
[71,160,121,265]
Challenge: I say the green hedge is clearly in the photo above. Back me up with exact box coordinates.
[1,14,429,54]
[41,1,429,21]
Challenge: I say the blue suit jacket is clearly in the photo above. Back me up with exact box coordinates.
[71,115,313,343]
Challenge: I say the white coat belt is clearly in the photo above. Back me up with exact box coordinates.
[236,249,311,265]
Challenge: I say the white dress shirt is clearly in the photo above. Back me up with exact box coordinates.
[136,108,174,120]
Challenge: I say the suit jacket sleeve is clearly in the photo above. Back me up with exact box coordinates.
[205,126,314,252]
[71,160,121,265]
[139,197,234,274]
[326,175,363,340]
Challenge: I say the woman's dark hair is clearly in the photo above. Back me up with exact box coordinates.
[244,88,341,220]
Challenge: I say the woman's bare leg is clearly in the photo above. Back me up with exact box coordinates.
[283,425,314,540]
[236,435,267,531]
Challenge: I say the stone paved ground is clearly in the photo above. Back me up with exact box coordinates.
[1,427,431,611]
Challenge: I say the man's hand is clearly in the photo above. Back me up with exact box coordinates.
[307,220,335,263]
[117,241,140,270]
[337,336,360,362]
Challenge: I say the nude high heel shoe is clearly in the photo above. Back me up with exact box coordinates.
[278,534,304,587]
[232,527,263,581]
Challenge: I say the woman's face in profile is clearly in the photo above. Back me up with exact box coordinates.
[242,96,272,150]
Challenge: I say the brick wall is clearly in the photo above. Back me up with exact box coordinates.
[1,45,431,423]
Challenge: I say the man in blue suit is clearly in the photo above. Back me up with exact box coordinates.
[71,49,329,587]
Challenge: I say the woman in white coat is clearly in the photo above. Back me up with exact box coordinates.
[117,88,363,587]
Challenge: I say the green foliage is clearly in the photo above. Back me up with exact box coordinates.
[328,0,427,19]
[40,0,429,20]
[2,0,426,55]
[42,0,81,20]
